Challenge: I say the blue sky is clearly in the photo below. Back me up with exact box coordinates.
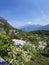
[0,0,49,28]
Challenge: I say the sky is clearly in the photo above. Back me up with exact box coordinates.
[0,0,49,28]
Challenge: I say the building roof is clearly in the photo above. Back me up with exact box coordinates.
[12,39,26,46]
[0,57,9,65]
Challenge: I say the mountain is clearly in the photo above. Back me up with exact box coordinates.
[19,24,49,32]
[41,24,49,30]
[0,17,14,33]
[19,24,42,32]
[0,17,25,35]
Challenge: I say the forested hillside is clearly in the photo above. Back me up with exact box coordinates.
[0,17,49,65]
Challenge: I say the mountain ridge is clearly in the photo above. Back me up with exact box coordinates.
[19,24,49,32]
[0,17,15,33]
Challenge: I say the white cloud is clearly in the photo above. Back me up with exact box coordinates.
[27,21,33,24]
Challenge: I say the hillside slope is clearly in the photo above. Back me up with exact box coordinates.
[0,17,14,32]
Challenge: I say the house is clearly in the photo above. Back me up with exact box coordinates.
[0,57,9,65]
[20,38,29,42]
[9,29,15,33]
[12,39,26,47]
[9,29,19,36]
[34,34,38,36]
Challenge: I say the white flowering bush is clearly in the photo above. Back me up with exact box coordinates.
[7,44,32,65]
